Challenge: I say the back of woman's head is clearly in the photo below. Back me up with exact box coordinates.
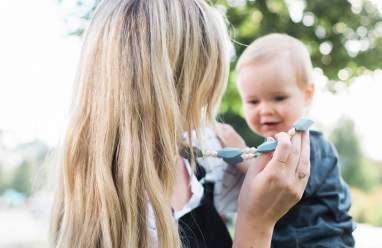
[50,0,230,247]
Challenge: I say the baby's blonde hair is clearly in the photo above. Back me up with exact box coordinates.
[236,33,313,87]
[50,0,230,247]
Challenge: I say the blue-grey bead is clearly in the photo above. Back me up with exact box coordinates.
[217,147,244,165]
[256,140,278,153]
[217,147,242,159]
[293,118,314,131]
[222,156,244,165]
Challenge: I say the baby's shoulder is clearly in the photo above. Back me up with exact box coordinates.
[309,130,338,161]
[305,130,345,197]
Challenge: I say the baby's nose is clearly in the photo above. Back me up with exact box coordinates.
[259,102,275,115]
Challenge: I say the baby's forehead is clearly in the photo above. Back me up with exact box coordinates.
[240,35,308,63]
[237,53,311,89]
[237,57,296,81]
[237,36,313,86]
[236,64,308,94]
[238,49,293,71]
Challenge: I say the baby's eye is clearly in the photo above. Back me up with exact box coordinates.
[274,96,288,102]
[247,99,259,105]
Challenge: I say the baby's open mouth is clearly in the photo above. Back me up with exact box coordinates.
[261,122,282,130]
[262,122,280,126]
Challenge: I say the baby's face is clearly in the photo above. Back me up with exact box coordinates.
[236,58,314,138]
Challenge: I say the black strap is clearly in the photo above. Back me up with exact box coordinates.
[178,159,233,248]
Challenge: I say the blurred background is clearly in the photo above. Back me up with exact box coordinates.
[0,0,381,247]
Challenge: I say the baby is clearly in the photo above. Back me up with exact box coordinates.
[216,33,355,247]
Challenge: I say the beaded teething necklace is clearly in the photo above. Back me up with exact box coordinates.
[190,118,313,166]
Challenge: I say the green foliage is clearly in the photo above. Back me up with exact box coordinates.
[0,139,50,197]
[10,161,34,196]
[219,71,242,114]
[330,117,378,191]
[351,187,382,226]
[0,166,7,194]
[59,0,101,36]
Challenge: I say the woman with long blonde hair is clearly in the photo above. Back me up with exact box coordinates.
[50,0,310,247]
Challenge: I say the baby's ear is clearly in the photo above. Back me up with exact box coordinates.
[304,83,315,104]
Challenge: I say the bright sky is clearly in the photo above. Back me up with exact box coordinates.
[0,0,80,148]
[0,0,381,161]
[310,70,382,161]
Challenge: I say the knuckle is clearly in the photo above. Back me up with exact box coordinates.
[267,172,282,184]
[278,141,291,151]
[293,190,303,201]
[285,184,302,200]
[292,146,299,156]
[285,183,294,194]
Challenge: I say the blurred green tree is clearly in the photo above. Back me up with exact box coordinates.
[0,166,7,194]
[10,161,34,196]
[330,117,378,191]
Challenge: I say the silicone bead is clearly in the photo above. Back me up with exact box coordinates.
[256,140,278,153]
[217,147,244,165]
[217,147,242,159]
[288,128,296,136]
[293,118,314,131]
[223,156,244,165]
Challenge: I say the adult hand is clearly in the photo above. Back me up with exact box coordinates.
[233,131,310,247]
[215,123,250,172]
[215,123,247,148]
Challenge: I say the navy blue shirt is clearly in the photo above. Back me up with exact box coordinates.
[272,130,355,247]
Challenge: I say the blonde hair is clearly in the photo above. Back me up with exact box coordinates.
[50,0,229,247]
[236,33,313,87]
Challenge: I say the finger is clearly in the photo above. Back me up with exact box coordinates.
[248,153,272,176]
[288,131,302,173]
[271,132,292,167]
[296,131,310,182]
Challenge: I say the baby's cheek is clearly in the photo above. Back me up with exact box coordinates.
[244,106,256,118]
[283,114,300,131]
[251,122,262,135]
[244,114,258,130]
[247,113,258,126]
